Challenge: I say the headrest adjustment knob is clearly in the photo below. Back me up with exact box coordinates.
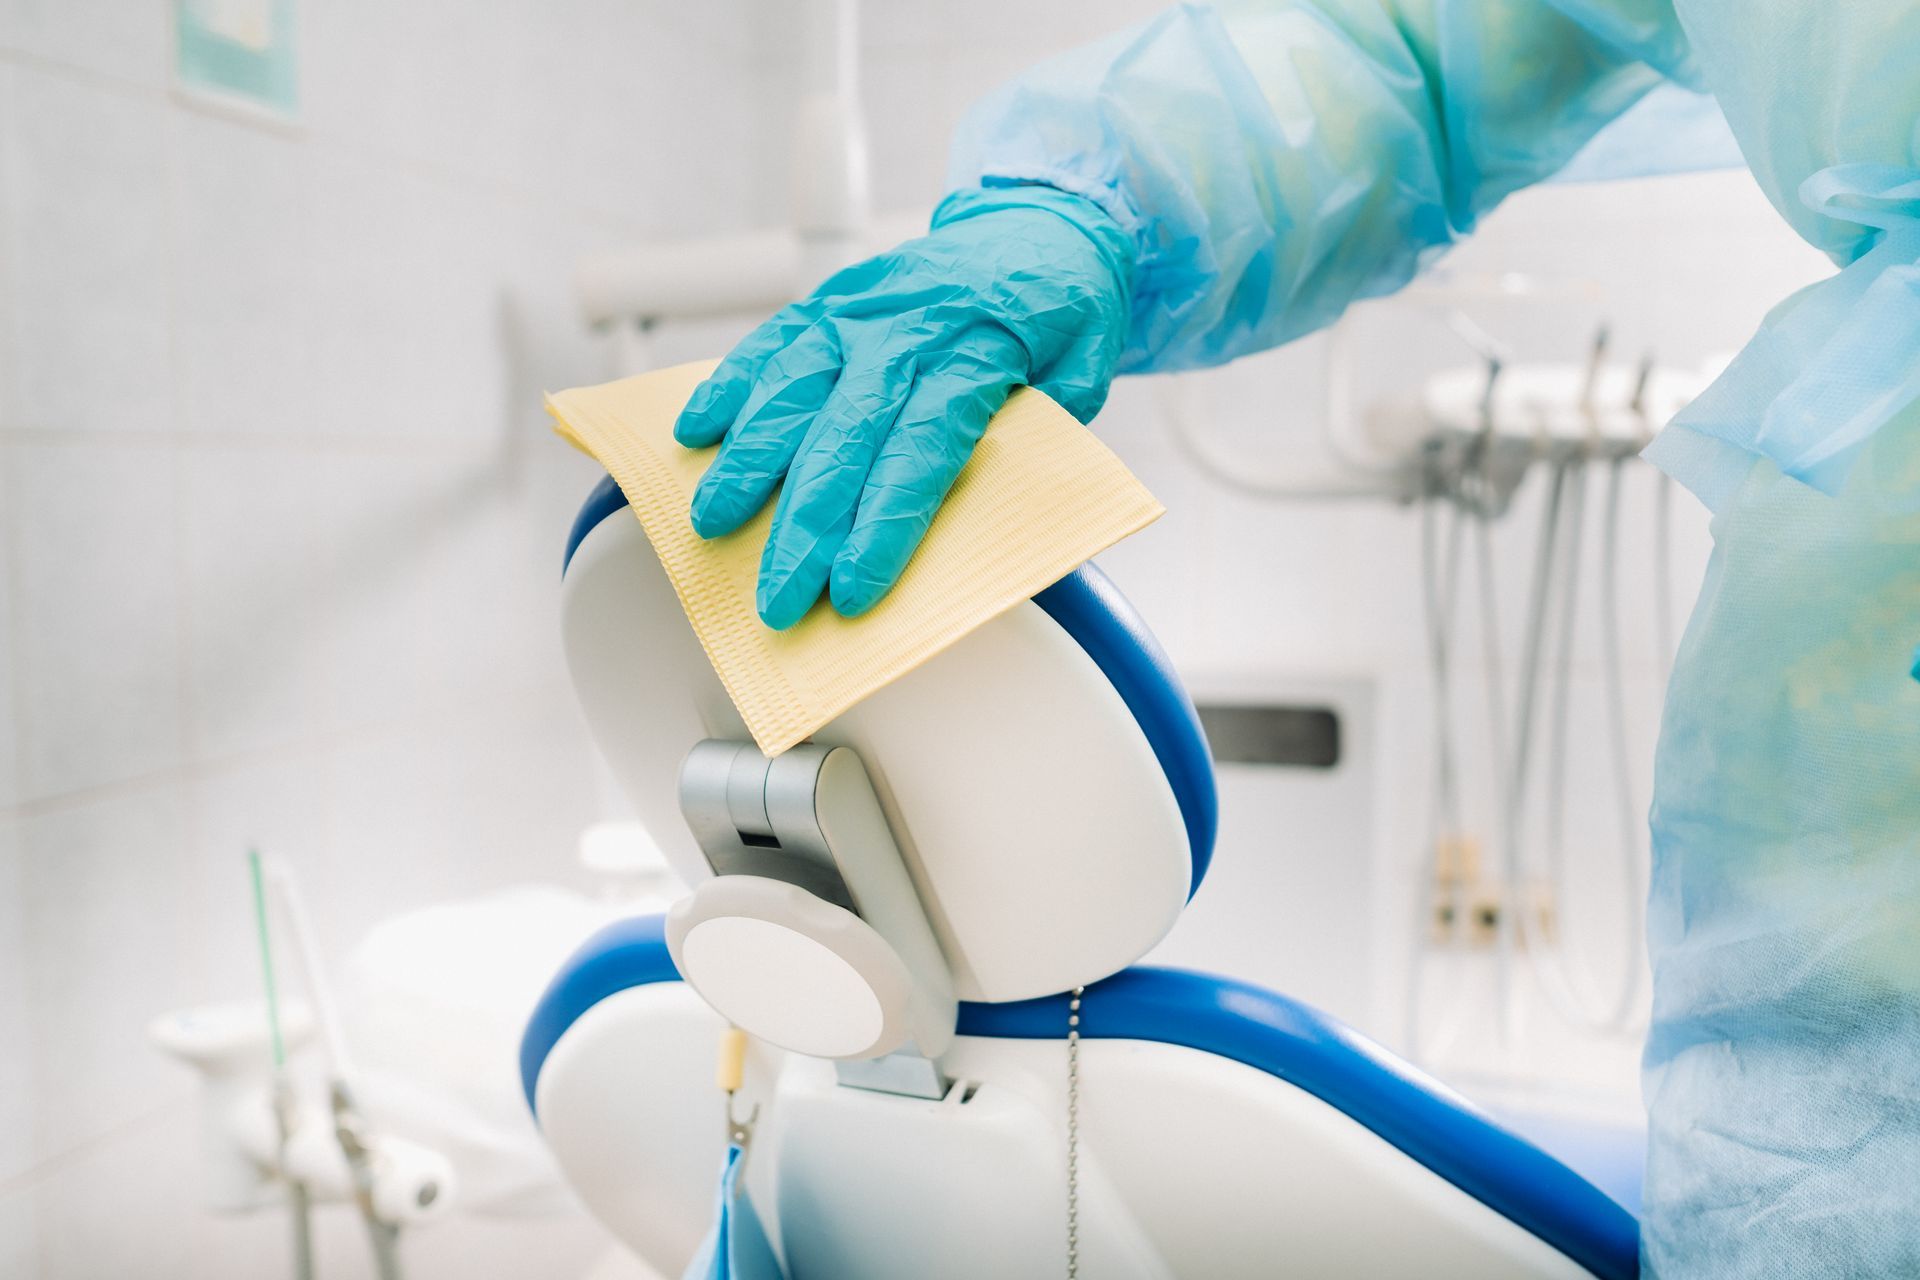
[667,875,915,1059]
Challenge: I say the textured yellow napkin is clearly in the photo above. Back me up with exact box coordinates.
[547,359,1164,755]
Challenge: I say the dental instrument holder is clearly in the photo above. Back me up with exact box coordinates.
[1373,323,1700,518]
[669,739,958,1078]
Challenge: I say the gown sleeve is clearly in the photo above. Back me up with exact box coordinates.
[946,0,1695,372]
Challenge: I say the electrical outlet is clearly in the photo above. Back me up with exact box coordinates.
[1430,839,1559,950]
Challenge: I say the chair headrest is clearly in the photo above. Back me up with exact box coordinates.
[562,477,1216,1002]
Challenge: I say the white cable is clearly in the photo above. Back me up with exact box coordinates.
[1424,499,1470,846]
[266,858,407,1279]
[264,859,357,1083]
[1532,462,1643,1031]
[1407,494,1471,1060]
[1510,331,1650,1037]
[1504,456,1649,1035]
[1321,323,1395,478]
[1533,460,1607,1022]
[1539,459,1602,1013]
[1654,471,1676,671]
[1490,458,1568,1045]
[1541,463,1587,894]
[1597,459,1649,1019]
[1409,331,1664,1049]
[1155,368,1403,501]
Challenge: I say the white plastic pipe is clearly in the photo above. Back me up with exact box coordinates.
[577,228,807,326]
[574,0,927,328]
[575,214,926,328]
[793,0,869,238]
[225,1087,456,1224]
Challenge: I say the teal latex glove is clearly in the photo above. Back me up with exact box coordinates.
[675,186,1133,630]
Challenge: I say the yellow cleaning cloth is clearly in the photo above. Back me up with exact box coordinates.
[547,360,1164,756]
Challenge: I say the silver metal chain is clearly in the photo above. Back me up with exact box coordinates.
[1067,985,1085,1279]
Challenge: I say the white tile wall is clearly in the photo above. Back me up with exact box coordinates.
[853,0,1168,217]
[2,68,174,436]
[0,445,19,811]
[0,0,170,88]
[180,446,333,761]
[0,0,1853,1273]
[310,451,447,730]
[0,1184,34,1280]
[300,0,534,195]
[171,110,318,440]
[301,151,450,441]
[17,786,196,1161]
[0,63,14,435]
[0,3,770,1275]
[8,439,186,798]
[0,818,32,1184]
[31,1105,200,1280]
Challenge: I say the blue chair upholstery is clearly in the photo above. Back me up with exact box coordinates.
[521,916,1640,1280]
[1031,564,1216,894]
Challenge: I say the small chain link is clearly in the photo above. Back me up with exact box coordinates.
[1066,985,1084,1279]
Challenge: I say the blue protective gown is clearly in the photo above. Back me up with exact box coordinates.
[948,3,1920,1274]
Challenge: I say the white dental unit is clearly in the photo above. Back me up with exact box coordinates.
[516,476,1643,1279]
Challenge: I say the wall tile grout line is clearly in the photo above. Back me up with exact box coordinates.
[0,679,574,824]
[0,47,672,237]
[164,73,197,790]
[1,448,23,812]
[1,65,24,815]
[0,46,162,107]
[0,424,562,457]
[0,1091,193,1203]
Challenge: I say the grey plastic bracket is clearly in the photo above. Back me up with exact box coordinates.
[674,738,960,1061]
[833,1044,953,1101]
[678,740,856,912]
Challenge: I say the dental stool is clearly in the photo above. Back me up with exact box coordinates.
[520,476,1641,1279]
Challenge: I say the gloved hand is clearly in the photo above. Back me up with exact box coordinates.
[674,185,1134,629]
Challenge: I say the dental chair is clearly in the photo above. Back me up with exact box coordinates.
[520,475,1641,1279]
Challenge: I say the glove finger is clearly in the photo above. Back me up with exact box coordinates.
[673,300,821,448]
[829,349,1018,618]
[756,353,916,630]
[688,322,842,539]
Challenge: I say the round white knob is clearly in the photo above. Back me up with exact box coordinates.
[665,876,912,1060]
[369,1138,456,1224]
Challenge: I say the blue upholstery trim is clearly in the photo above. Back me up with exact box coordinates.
[1032,565,1216,895]
[518,913,677,1114]
[563,473,630,575]
[961,970,1639,1280]
[519,918,1638,1280]
[561,479,1217,894]
[1486,1107,1645,1218]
